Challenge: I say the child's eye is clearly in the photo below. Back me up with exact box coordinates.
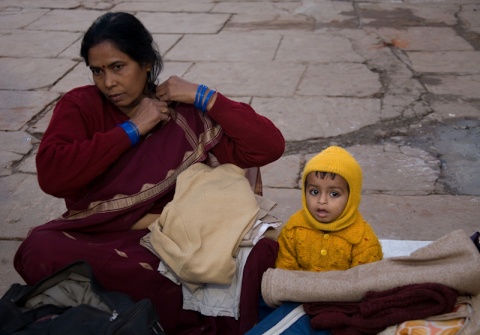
[309,189,318,196]
[330,191,339,197]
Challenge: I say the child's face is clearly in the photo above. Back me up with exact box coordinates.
[305,172,349,224]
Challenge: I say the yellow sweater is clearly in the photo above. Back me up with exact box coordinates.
[275,209,382,271]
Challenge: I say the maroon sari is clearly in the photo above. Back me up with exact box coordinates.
[14,104,278,334]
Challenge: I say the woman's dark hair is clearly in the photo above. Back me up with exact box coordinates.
[80,12,163,92]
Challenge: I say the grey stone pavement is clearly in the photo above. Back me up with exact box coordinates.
[1,0,479,296]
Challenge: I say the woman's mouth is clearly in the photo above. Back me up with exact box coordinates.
[109,93,124,103]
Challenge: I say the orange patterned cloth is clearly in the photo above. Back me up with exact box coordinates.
[396,303,467,335]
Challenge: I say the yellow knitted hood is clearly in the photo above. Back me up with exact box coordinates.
[302,146,362,231]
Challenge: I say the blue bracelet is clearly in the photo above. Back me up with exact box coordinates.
[201,89,216,113]
[194,84,207,110]
[194,84,203,108]
[118,121,140,146]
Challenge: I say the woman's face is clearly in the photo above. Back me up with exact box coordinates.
[88,40,148,116]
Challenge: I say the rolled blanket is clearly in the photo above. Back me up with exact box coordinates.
[304,283,458,334]
[262,229,480,307]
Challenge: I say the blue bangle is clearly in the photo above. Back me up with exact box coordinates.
[194,84,207,110]
[194,85,203,107]
[201,89,216,113]
[199,85,207,109]
[118,121,140,146]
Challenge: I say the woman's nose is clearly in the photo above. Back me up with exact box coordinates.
[104,72,116,88]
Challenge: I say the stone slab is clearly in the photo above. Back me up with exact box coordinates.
[0,0,80,9]
[136,12,230,34]
[17,149,37,174]
[262,154,303,189]
[0,58,77,90]
[252,97,382,141]
[408,51,480,74]
[262,187,302,226]
[113,1,214,12]
[0,131,36,155]
[349,145,439,195]
[0,90,59,131]
[153,34,184,56]
[28,106,54,135]
[26,9,105,32]
[459,5,480,28]
[0,8,47,30]
[0,174,66,239]
[428,97,480,120]
[213,2,300,15]
[276,33,365,63]
[183,62,305,97]
[298,63,382,97]
[294,0,355,27]
[361,194,480,240]
[373,27,474,51]
[224,13,314,33]
[422,74,480,99]
[58,38,83,60]
[0,31,81,58]
[358,3,458,26]
[51,62,94,93]
[165,33,280,62]
[0,152,22,177]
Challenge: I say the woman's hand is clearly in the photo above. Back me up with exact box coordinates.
[156,75,198,104]
[156,76,217,111]
[128,97,171,136]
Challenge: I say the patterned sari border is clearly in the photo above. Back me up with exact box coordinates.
[63,114,222,220]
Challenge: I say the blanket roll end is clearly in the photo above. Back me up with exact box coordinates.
[261,268,281,308]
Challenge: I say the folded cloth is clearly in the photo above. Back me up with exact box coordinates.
[304,283,458,335]
[262,229,480,307]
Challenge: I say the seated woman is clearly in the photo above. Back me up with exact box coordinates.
[14,12,285,335]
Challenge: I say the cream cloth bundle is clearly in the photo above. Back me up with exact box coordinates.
[149,163,259,287]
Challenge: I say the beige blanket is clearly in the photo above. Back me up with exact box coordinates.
[262,229,480,307]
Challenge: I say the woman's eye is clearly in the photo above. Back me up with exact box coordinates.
[113,64,124,71]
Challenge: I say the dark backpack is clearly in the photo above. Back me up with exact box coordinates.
[0,261,165,335]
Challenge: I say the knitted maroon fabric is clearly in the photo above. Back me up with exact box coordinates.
[304,283,458,335]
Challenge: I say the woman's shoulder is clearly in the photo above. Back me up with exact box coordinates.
[61,85,102,102]
[55,85,108,117]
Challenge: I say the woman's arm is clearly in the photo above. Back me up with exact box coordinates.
[36,89,131,198]
[37,86,172,199]
[207,93,285,168]
[156,76,285,168]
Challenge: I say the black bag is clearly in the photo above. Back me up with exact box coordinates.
[0,261,165,335]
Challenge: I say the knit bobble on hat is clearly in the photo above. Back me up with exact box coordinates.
[302,146,362,231]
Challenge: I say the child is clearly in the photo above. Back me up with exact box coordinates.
[275,146,383,271]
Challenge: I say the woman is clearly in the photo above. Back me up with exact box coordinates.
[14,12,285,334]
